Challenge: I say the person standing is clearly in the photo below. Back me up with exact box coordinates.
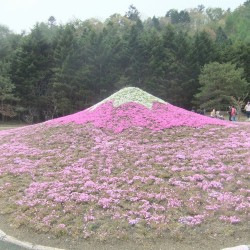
[231,106,237,121]
[244,101,250,119]
[227,106,232,121]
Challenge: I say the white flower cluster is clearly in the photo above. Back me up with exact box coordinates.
[89,87,167,110]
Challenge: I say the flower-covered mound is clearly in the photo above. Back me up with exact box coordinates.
[0,88,249,248]
[47,87,230,132]
[0,122,249,244]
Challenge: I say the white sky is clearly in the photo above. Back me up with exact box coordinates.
[0,0,246,33]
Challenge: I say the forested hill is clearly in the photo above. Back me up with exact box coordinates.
[0,1,249,123]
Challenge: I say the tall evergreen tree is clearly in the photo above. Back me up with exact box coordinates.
[10,24,54,122]
[0,62,17,120]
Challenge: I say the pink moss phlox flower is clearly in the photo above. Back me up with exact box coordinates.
[178,214,205,226]
[129,218,140,225]
[98,197,113,208]
[219,215,241,224]
[0,89,249,239]
[47,101,232,133]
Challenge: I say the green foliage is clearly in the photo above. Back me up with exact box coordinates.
[215,27,229,44]
[192,31,217,66]
[125,5,141,22]
[166,9,190,24]
[224,2,250,42]
[206,8,224,21]
[194,62,249,110]
[9,23,54,122]
[224,41,250,83]
[0,62,17,120]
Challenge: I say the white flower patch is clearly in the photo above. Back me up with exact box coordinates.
[89,87,167,110]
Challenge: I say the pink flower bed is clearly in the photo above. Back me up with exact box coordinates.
[0,88,248,240]
[47,101,231,132]
[0,121,249,239]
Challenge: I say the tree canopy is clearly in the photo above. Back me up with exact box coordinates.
[194,62,249,110]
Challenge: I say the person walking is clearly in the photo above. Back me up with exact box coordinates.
[231,106,237,121]
[244,101,250,119]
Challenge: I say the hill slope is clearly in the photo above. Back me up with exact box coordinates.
[47,87,229,132]
[0,87,249,249]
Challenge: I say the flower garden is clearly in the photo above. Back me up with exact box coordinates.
[0,87,249,245]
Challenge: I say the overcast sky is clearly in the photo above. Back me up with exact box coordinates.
[0,0,246,33]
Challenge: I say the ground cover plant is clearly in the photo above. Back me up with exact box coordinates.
[0,87,249,249]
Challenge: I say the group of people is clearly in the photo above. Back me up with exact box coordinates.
[228,102,250,121]
[210,101,250,122]
[210,109,224,120]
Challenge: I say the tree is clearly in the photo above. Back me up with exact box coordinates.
[166,9,179,24]
[48,16,56,28]
[215,26,229,44]
[187,8,209,33]
[0,62,17,121]
[197,5,205,13]
[10,23,54,122]
[0,25,21,60]
[125,5,141,22]
[121,16,146,88]
[192,31,216,67]
[143,25,194,108]
[151,16,161,30]
[223,41,250,83]
[0,26,21,121]
[225,2,250,42]
[166,10,190,24]
[194,62,249,110]
[206,8,224,21]
[0,25,12,59]
[178,11,191,23]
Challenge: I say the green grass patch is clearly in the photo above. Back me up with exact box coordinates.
[0,122,26,130]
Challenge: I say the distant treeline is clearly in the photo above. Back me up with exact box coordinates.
[0,2,250,122]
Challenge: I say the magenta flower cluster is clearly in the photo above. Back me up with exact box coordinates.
[0,96,249,240]
[48,101,231,132]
